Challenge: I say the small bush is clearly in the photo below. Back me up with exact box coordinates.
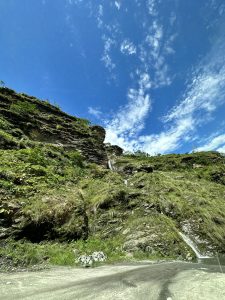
[10,101,38,115]
[67,151,84,167]
[29,165,47,176]
[72,118,91,134]
[0,130,18,147]
[0,117,11,130]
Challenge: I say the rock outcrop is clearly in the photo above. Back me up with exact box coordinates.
[0,87,107,165]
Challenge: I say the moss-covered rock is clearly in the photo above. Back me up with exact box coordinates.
[0,87,107,165]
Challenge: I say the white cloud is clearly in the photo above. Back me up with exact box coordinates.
[65,0,225,155]
[97,4,104,28]
[146,0,158,16]
[120,40,136,55]
[66,0,83,5]
[102,1,177,150]
[217,145,225,153]
[88,107,102,118]
[145,21,163,58]
[143,65,225,154]
[138,117,194,155]
[105,35,225,154]
[164,69,225,123]
[140,19,175,88]
[195,133,225,152]
[105,73,152,148]
[115,1,121,10]
[101,36,116,71]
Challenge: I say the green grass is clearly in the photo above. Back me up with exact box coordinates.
[0,146,85,196]
[0,117,11,130]
[0,129,19,148]
[10,100,38,115]
[1,145,225,266]
[0,237,126,267]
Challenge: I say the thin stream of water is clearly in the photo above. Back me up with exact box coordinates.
[179,232,209,259]
[108,160,113,171]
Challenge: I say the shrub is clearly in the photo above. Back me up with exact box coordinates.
[10,101,38,115]
[0,130,18,147]
[67,151,84,167]
[72,118,91,134]
[0,117,11,130]
[29,165,47,176]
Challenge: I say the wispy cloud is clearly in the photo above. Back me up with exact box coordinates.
[138,49,225,154]
[66,0,84,5]
[105,73,152,150]
[146,0,158,16]
[139,18,175,88]
[120,40,136,55]
[97,4,104,29]
[65,1,225,155]
[88,107,102,118]
[104,1,177,150]
[101,35,116,71]
[106,31,225,154]
[195,133,225,152]
[164,68,225,123]
[138,116,195,154]
[217,145,225,153]
[115,1,121,10]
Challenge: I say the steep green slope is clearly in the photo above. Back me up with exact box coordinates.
[0,87,225,270]
[0,87,107,165]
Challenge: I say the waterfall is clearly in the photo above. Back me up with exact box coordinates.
[179,232,209,259]
[108,160,113,171]
[124,179,128,187]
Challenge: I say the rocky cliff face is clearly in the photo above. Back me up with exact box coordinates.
[1,87,225,269]
[0,87,107,165]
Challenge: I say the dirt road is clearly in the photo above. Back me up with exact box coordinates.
[0,261,225,300]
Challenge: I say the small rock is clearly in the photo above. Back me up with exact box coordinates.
[92,251,107,262]
[76,251,107,267]
[76,255,93,267]
[122,228,130,235]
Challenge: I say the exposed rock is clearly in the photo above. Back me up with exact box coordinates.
[0,88,108,165]
[0,198,89,242]
[76,251,107,267]
[105,143,123,156]
[123,233,158,253]
[193,164,203,169]
[122,164,153,175]
[76,255,94,267]
[137,165,153,173]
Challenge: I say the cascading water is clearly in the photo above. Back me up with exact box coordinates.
[179,232,210,259]
[108,160,113,171]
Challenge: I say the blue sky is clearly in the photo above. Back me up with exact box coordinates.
[0,0,225,154]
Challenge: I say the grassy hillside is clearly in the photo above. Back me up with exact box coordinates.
[0,87,107,165]
[1,88,225,270]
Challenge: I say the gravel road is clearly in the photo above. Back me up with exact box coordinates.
[0,261,225,300]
